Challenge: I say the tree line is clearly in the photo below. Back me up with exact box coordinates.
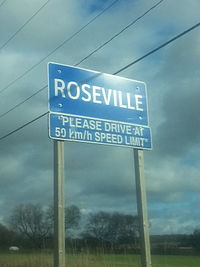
[0,203,139,251]
[1,203,200,254]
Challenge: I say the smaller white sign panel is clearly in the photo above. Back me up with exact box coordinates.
[49,113,152,149]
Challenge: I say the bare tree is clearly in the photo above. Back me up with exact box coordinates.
[84,211,111,241]
[65,205,81,230]
[84,211,139,244]
[9,204,51,248]
[47,204,81,229]
[109,213,139,244]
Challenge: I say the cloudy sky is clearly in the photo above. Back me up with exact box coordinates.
[0,0,200,235]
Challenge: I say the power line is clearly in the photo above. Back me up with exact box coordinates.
[0,0,164,119]
[0,111,48,141]
[113,21,200,75]
[75,0,164,66]
[0,20,200,141]
[0,0,50,51]
[0,85,47,119]
[0,0,120,95]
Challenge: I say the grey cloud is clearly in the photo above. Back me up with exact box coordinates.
[154,35,200,157]
[1,0,200,235]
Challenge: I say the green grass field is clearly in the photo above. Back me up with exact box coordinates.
[1,252,200,267]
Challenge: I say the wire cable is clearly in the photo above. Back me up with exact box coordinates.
[113,21,200,75]
[0,111,48,141]
[75,0,164,66]
[0,20,200,141]
[0,0,165,118]
[0,85,47,119]
[0,0,50,51]
[0,0,120,95]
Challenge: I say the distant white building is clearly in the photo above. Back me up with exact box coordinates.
[9,246,19,252]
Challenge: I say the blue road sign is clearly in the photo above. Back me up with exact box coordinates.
[48,63,152,149]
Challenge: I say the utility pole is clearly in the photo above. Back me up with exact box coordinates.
[54,140,65,267]
[134,149,152,267]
